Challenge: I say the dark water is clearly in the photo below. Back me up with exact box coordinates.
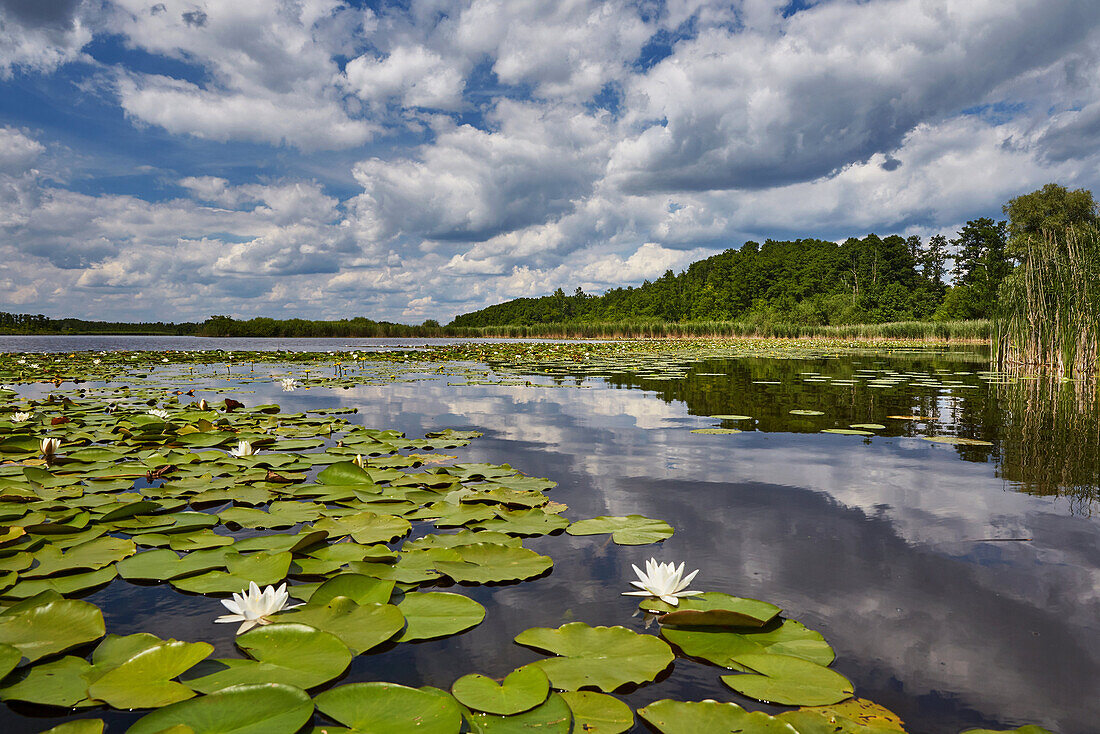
[5,347,1099,734]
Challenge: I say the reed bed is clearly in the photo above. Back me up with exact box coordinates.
[994,227,1100,377]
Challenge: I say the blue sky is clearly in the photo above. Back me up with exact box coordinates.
[2,0,1100,323]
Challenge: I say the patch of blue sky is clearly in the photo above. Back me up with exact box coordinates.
[961,102,1027,125]
[84,34,208,84]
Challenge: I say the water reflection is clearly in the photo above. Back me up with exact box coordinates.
[4,348,1099,733]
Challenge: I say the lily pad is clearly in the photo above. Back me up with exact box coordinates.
[451,665,549,715]
[117,547,232,581]
[127,682,315,734]
[0,597,105,661]
[789,410,825,416]
[314,681,462,734]
[560,691,634,734]
[709,415,751,421]
[637,698,797,733]
[274,598,404,655]
[661,618,834,669]
[86,639,213,708]
[690,428,742,435]
[435,543,553,584]
[566,515,674,545]
[514,623,674,691]
[0,655,94,707]
[396,591,486,641]
[920,436,994,446]
[464,691,573,734]
[721,653,853,706]
[181,623,351,693]
[778,698,907,733]
[307,574,395,606]
[642,592,781,628]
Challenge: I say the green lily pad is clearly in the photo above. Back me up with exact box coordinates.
[314,512,411,545]
[709,414,752,421]
[565,515,673,545]
[471,508,569,536]
[642,592,781,627]
[181,623,350,693]
[662,618,834,669]
[3,565,118,599]
[315,681,462,734]
[514,623,674,691]
[274,598,404,655]
[0,642,21,679]
[849,424,886,430]
[38,720,106,734]
[789,409,825,416]
[317,462,374,485]
[820,429,874,436]
[463,692,573,733]
[434,543,552,583]
[307,574,395,606]
[117,547,233,581]
[0,655,94,707]
[690,428,742,434]
[560,691,634,734]
[171,551,291,594]
[959,728,1054,734]
[22,536,135,578]
[721,653,853,706]
[778,697,907,733]
[452,665,549,715]
[0,597,105,661]
[127,682,315,734]
[86,639,213,708]
[920,436,994,446]
[637,698,797,733]
[396,591,486,641]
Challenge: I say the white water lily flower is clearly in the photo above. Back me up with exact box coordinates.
[229,440,255,457]
[280,378,297,391]
[12,412,31,422]
[148,409,170,419]
[214,581,301,634]
[93,358,101,365]
[40,437,60,457]
[197,398,209,410]
[622,558,702,606]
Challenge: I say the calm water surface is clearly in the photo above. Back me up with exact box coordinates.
[3,339,1098,734]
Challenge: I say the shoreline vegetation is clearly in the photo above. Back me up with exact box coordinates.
[0,314,992,343]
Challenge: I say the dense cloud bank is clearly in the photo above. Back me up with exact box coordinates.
[1,0,1099,321]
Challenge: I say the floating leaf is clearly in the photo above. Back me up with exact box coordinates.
[514,623,674,691]
[434,543,552,583]
[0,642,21,679]
[38,720,105,734]
[565,515,673,545]
[464,692,572,734]
[452,665,549,715]
[709,415,751,421]
[127,682,314,734]
[86,639,213,708]
[789,410,825,416]
[920,436,993,446]
[0,655,94,707]
[662,618,834,669]
[959,728,1054,734]
[721,653,853,706]
[307,574,395,606]
[117,547,233,581]
[274,598,404,655]
[820,429,874,436]
[560,691,634,734]
[637,698,797,733]
[171,551,291,594]
[642,592,781,628]
[181,623,350,693]
[314,512,411,545]
[315,681,462,734]
[0,598,105,661]
[396,591,486,641]
[778,697,907,733]
[690,428,742,434]
[22,536,135,578]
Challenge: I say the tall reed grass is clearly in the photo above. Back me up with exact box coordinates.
[449,319,990,342]
[994,226,1100,377]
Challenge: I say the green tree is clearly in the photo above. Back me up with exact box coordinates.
[951,218,1011,318]
[921,234,949,286]
[1003,183,1098,257]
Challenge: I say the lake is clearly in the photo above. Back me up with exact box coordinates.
[1,338,1097,734]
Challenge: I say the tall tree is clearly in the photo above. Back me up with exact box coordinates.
[951,218,1011,317]
[921,234,949,286]
[1003,183,1098,257]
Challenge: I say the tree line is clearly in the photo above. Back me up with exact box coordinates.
[451,184,1097,328]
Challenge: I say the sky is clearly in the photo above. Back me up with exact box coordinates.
[1,0,1100,324]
